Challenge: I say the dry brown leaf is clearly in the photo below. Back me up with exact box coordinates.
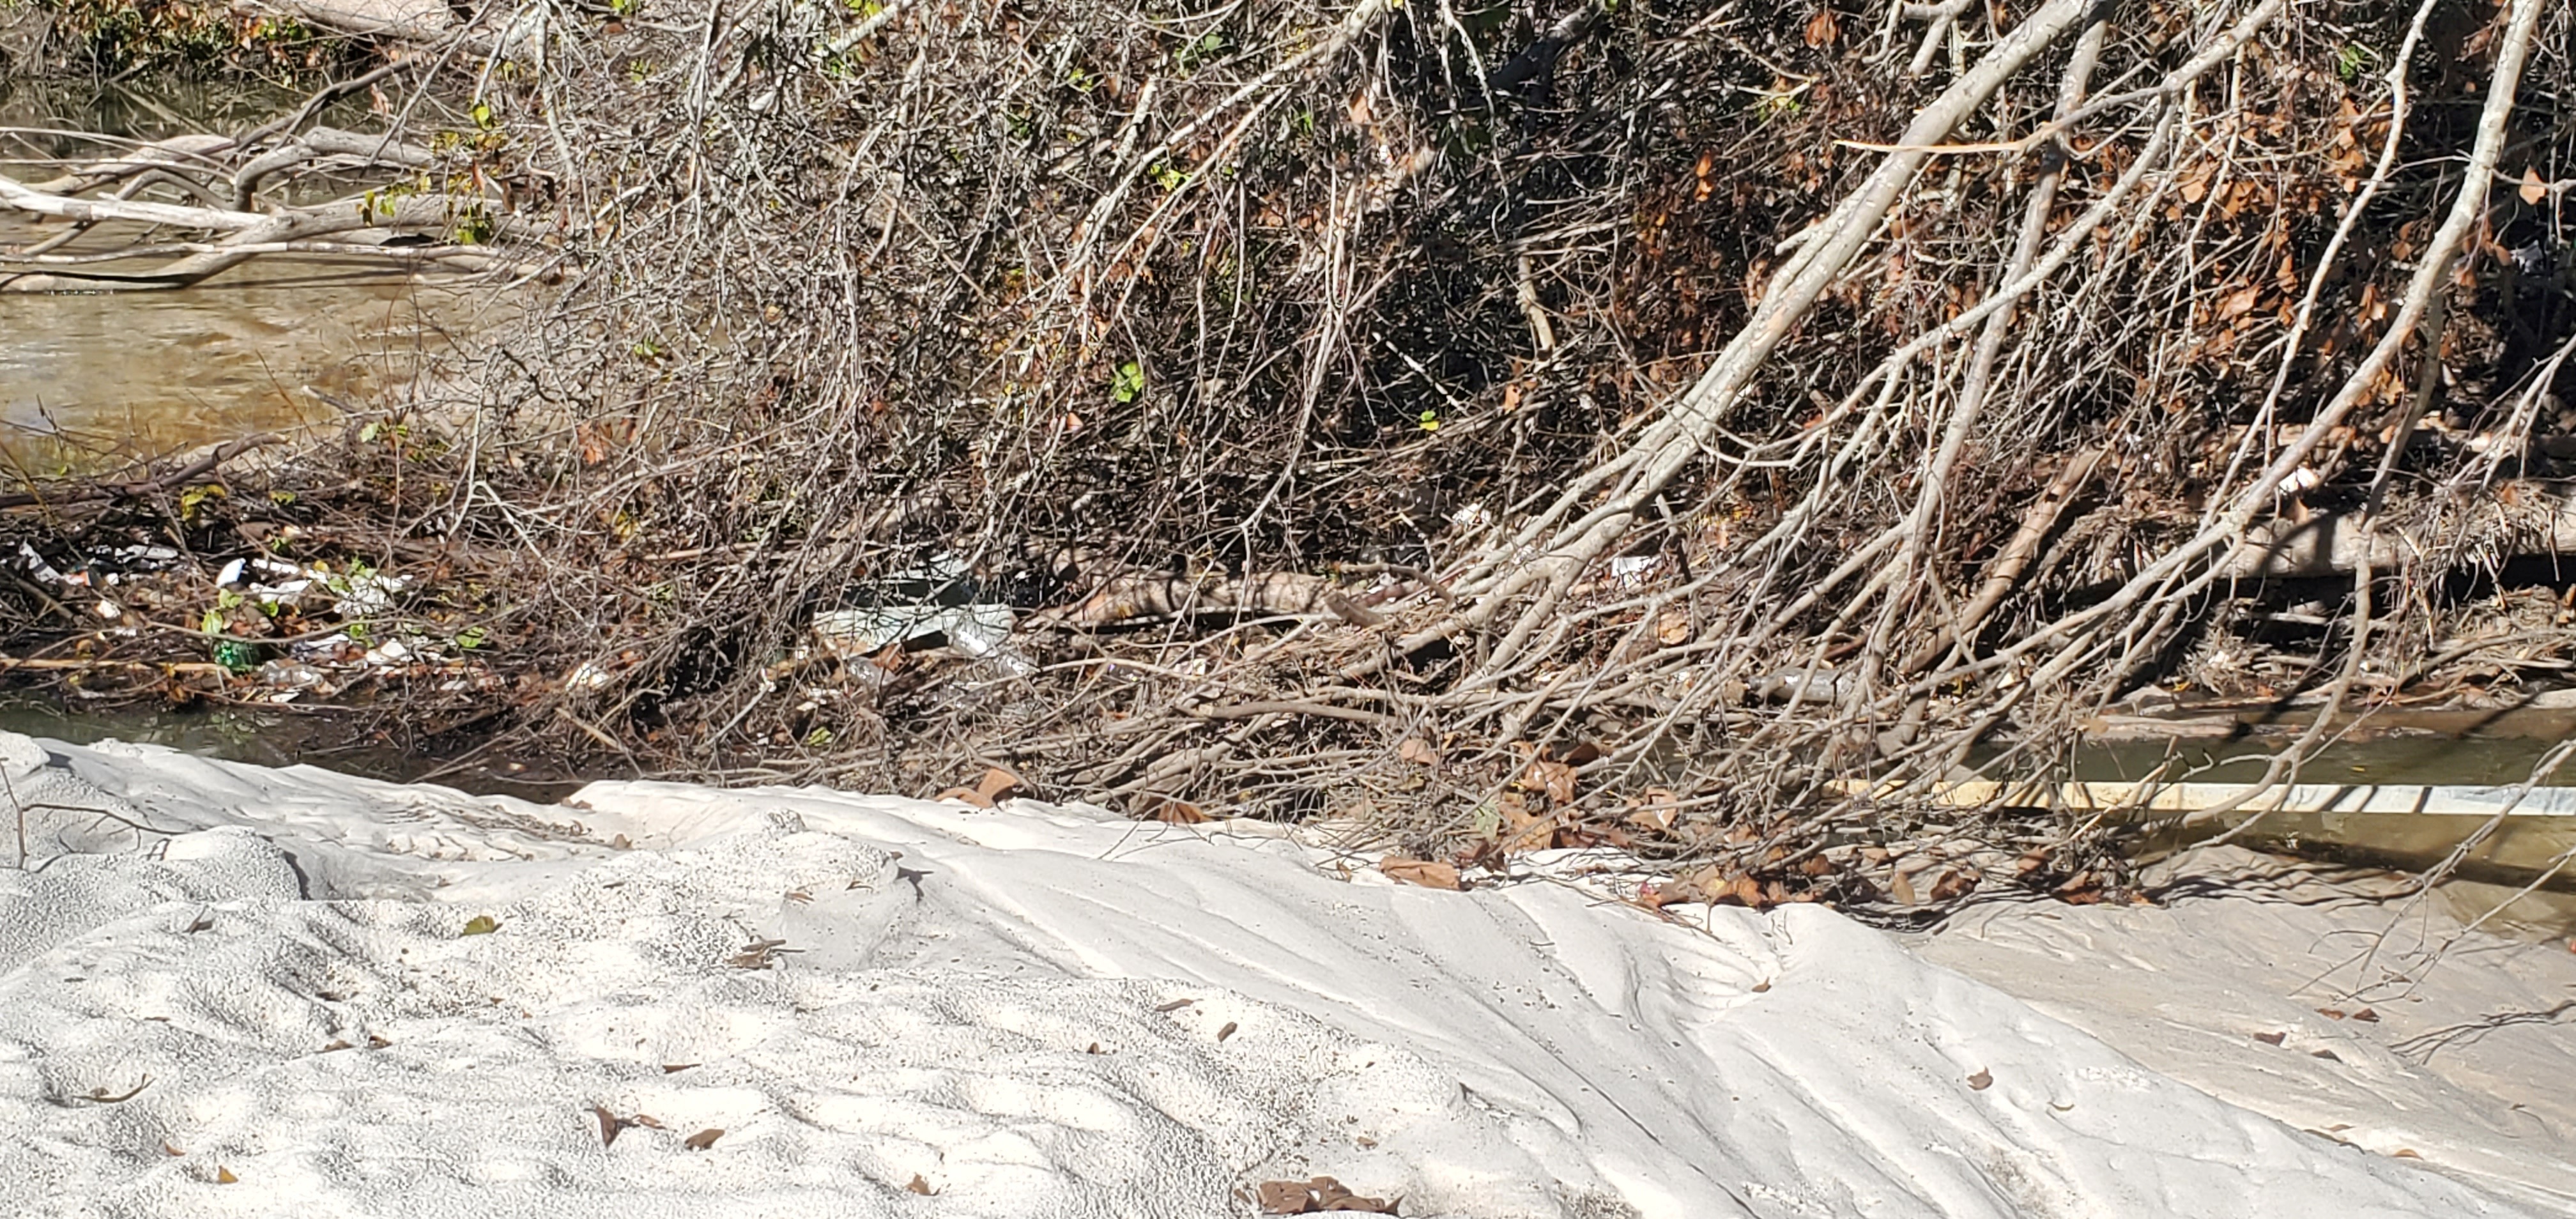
[1397,737,1440,766]
[907,1174,937,1195]
[935,786,997,808]
[1966,1069,1993,1091]
[684,1128,723,1151]
[1155,998,1197,1012]
[2351,1008,2379,1023]
[974,767,1031,801]
[1889,869,1919,905]
[663,1062,698,1073]
[1135,793,1210,824]
[2253,1031,2287,1046]
[592,1103,625,1147]
[1655,608,1692,645]
[1259,1176,1396,1215]
[1802,6,1839,47]
[1498,805,1558,856]
[1524,759,1577,804]
[1929,868,1979,902]
[215,1167,238,1184]
[1380,855,1462,890]
[2179,165,2212,203]
[2522,167,2550,206]
[1216,1022,1239,1042]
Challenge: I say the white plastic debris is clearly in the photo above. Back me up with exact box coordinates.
[17,543,68,586]
[1609,555,1660,588]
[332,570,411,617]
[812,602,1017,660]
[257,660,330,691]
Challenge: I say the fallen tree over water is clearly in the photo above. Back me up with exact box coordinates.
[3,0,2573,910]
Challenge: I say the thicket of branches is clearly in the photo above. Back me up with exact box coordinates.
[6,0,2574,904]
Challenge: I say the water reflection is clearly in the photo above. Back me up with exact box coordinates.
[0,79,479,469]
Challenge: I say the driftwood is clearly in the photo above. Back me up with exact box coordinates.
[0,124,533,291]
[1045,572,1388,628]
[2221,493,2576,580]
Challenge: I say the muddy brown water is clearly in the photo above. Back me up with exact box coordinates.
[1,81,475,470]
[0,696,582,801]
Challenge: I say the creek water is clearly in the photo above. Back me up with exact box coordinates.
[1,80,525,788]
[0,79,474,471]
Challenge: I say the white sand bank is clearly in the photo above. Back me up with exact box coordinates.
[1918,847,2576,1216]
[0,733,2547,1217]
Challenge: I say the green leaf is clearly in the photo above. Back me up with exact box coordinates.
[461,915,500,936]
[455,625,488,650]
[201,608,224,634]
[1111,360,1146,404]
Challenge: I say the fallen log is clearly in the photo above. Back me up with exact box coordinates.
[2220,486,2576,579]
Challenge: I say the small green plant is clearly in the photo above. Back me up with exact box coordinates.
[1176,30,1227,73]
[454,625,489,650]
[178,484,224,522]
[212,640,259,675]
[1149,161,1188,192]
[1754,90,1804,123]
[1112,360,1147,403]
[2335,43,2376,81]
[1418,408,1441,433]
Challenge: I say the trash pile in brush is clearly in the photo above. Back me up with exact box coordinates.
[0,469,510,714]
